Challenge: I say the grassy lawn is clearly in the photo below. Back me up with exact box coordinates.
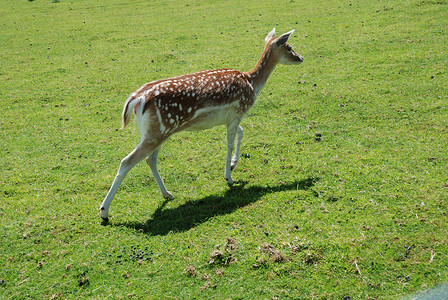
[1,0,447,298]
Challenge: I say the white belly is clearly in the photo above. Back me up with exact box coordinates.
[186,104,240,131]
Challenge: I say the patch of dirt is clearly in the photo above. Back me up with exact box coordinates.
[260,242,287,263]
[207,237,238,266]
[184,265,197,277]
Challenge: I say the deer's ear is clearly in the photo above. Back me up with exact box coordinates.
[265,28,276,44]
[274,30,295,46]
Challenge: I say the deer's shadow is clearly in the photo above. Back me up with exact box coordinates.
[114,177,318,236]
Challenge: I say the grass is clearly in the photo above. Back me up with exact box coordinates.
[1,0,447,298]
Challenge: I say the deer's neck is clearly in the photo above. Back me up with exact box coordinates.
[246,47,278,95]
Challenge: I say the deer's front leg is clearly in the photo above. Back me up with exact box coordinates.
[225,120,240,184]
[231,125,243,171]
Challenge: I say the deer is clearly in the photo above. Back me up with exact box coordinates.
[99,28,303,222]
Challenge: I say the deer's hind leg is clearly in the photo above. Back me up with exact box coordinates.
[99,139,159,221]
[146,147,174,200]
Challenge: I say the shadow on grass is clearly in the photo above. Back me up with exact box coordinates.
[113,177,318,236]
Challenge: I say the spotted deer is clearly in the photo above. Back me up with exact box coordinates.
[100,28,303,221]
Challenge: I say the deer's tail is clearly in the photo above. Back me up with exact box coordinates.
[121,96,145,129]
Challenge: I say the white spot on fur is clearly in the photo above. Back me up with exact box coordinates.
[155,108,165,133]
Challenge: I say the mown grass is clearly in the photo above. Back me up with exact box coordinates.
[1,0,447,299]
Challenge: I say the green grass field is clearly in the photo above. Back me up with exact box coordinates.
[1,0,447,298]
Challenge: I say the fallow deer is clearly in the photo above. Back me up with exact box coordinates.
[100,28,303,221]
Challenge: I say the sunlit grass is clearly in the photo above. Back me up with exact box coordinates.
[1,0,447,298]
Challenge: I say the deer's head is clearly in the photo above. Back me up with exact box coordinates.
[265,28,303,65]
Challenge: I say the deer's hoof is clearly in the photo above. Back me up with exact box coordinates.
[225,177,235,185]
[164,191,174,200]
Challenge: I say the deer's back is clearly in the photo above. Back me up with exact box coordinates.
[133,69,255,133]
